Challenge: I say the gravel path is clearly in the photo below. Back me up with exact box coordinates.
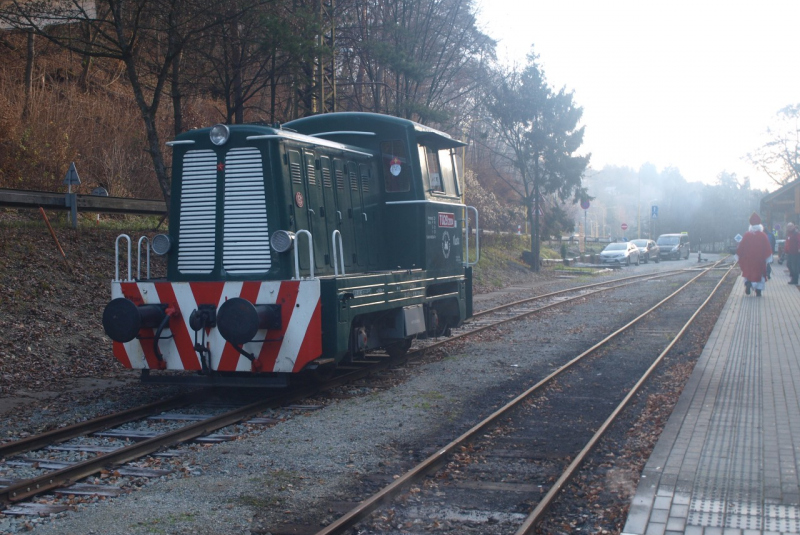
[0,257,725,534]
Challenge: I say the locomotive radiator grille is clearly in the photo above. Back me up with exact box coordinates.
[177,150,218,274]
[223,148,271,274]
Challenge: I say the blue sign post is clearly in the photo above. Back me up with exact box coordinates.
[63,162,82,228]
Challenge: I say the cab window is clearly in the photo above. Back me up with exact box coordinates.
[451,150,462,196]
[424,146,444,193]
[439,149,458,195]
[381,140,410,193]
[419,145,459,195]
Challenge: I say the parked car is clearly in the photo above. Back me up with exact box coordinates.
[657,233,690,260]
[631,239,660,263]
[599,242,640,266]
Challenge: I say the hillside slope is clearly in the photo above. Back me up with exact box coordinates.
[0,215,165,397]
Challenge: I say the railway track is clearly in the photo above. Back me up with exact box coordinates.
[0,261,730,527]
[0,365,382,508]
[311,260,734,534]
[413,262,724,354]
[0,390,294,507]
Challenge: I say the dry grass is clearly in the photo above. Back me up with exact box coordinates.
[0,34,222,199]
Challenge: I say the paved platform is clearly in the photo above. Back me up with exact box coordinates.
[622,261,800,535]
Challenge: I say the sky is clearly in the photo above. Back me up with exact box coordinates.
[475,0,799,192]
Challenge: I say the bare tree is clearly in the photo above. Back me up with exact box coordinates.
[190,0,326,124]
[748,104,800,187]
[0,0,270,208]
[337,0,494,127]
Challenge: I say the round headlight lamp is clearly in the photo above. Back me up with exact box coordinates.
[271,230,295,253]
[209,124,230,146]
[152,234,173,255]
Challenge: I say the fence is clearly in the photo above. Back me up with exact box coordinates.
[0,188,167,227]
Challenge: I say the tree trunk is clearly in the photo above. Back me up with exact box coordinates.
[124,56,171,211]
[171,50,183,135]
[231,19,244,124]
[22,31,34,121]
[531,180,541,272]
[79,20,98,92]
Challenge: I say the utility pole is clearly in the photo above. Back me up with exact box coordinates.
[316,0,336,113]
[637,174,641,238]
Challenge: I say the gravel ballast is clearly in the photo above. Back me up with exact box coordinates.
[0,259,732,535]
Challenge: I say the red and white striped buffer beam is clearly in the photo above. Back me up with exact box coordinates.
[108,280,322,373]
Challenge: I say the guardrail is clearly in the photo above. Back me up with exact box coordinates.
[0,188,167,226]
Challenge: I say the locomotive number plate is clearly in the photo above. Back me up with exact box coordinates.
[438,212,456,228]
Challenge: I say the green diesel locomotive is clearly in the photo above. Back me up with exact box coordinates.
[102,112,478,385]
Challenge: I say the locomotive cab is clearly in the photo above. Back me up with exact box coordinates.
[286,113,475,351]
[284,112,470,275]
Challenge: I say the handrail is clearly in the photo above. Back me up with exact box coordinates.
[293,229,315,280]
[137,236,150,280]
[464,206,480,266]
[115,234,132,282]
[332,230,346,276]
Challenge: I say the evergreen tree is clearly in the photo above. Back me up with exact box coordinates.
[484,51,590,270]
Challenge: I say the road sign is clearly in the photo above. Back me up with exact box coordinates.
[734,233,742,243]
[621,223,628,231]
[63,162,81,186]
[580,200,590,210]
[651,205,658,219]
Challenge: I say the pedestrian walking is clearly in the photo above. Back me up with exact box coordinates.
[736,212,772,297]
[786,222,800,285]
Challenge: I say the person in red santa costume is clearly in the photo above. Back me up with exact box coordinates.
[736,212,773,297]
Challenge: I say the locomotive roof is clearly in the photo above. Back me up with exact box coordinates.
[166,123,373,158]
[284,112,466,150]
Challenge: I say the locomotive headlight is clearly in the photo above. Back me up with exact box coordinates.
[209,124,230,146]
[271,230,295,253]
[152,234,173,255]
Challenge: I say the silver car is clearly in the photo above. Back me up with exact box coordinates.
[631,239,660,263]
[599,242,640,266]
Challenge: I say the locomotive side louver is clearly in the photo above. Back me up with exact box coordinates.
[322,165,333,188]
[223,148,271,273]
[290,160,302,184]
[349,169,358,191]
[178,150,218,274]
